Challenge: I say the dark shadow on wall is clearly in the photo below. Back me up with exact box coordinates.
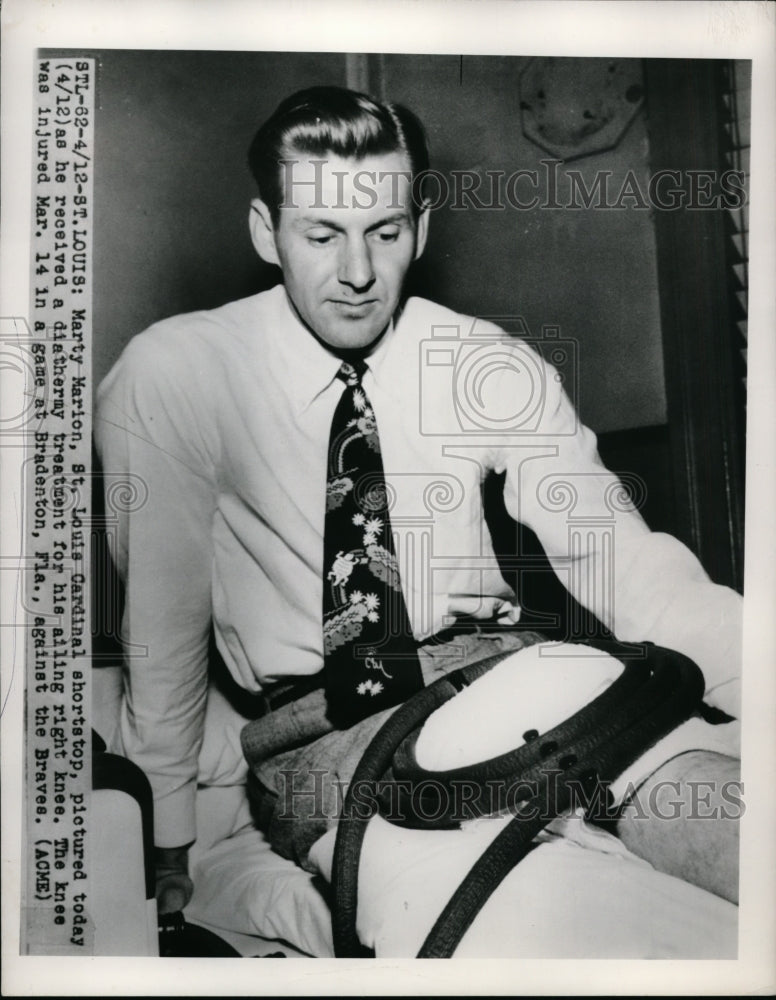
[483,424,677,644]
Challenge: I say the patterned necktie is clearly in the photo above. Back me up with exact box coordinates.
[323,360,424,728]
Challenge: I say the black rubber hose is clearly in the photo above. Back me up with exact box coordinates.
[332,641,704,958]
[416,652,704,957]
[331,648,518,957]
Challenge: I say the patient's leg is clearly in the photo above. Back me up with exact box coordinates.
[616,750,740,903]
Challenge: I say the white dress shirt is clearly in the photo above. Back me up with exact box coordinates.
[95,284,742,846]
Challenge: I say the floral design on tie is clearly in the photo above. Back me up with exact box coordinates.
[322,361,423,727]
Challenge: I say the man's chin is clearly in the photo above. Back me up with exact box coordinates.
[287,292,395,356]
[316,321,390,357]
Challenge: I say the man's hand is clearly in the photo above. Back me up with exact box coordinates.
[154,844,194,914]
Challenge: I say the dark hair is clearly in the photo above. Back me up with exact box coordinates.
[248,85,429,222]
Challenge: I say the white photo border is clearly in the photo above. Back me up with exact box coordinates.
[2,0,774,995]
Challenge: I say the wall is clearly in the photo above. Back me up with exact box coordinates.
[92,50,348,388]
[381,54,666,433]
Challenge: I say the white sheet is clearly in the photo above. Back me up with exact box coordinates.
[185,785,333,957]
[183,784,737,961]
[309,812,738,958]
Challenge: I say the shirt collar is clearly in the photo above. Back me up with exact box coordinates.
[271,285,399,413]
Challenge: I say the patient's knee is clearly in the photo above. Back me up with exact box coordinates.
[616,750,741,904]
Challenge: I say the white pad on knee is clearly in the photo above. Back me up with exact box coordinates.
[415,641,623,770]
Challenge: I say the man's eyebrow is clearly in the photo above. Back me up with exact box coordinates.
[292,217,345,232]
[365,213,412,232]
[293,213,412,233]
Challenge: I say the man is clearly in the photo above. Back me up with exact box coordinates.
[95,86,741,934]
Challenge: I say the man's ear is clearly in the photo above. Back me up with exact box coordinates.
[249,198,281,266]
[413,204,430,261]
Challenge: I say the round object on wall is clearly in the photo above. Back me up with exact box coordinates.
[519,57,644,161]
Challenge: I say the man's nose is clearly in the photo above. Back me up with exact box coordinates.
[338,237,375,292]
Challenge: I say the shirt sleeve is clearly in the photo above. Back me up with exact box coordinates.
[94,331,218,847]
[491,342,742,720]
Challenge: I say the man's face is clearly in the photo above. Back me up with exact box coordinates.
[251,151,428,353]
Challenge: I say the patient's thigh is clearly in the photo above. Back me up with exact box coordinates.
[616,750,741,904]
